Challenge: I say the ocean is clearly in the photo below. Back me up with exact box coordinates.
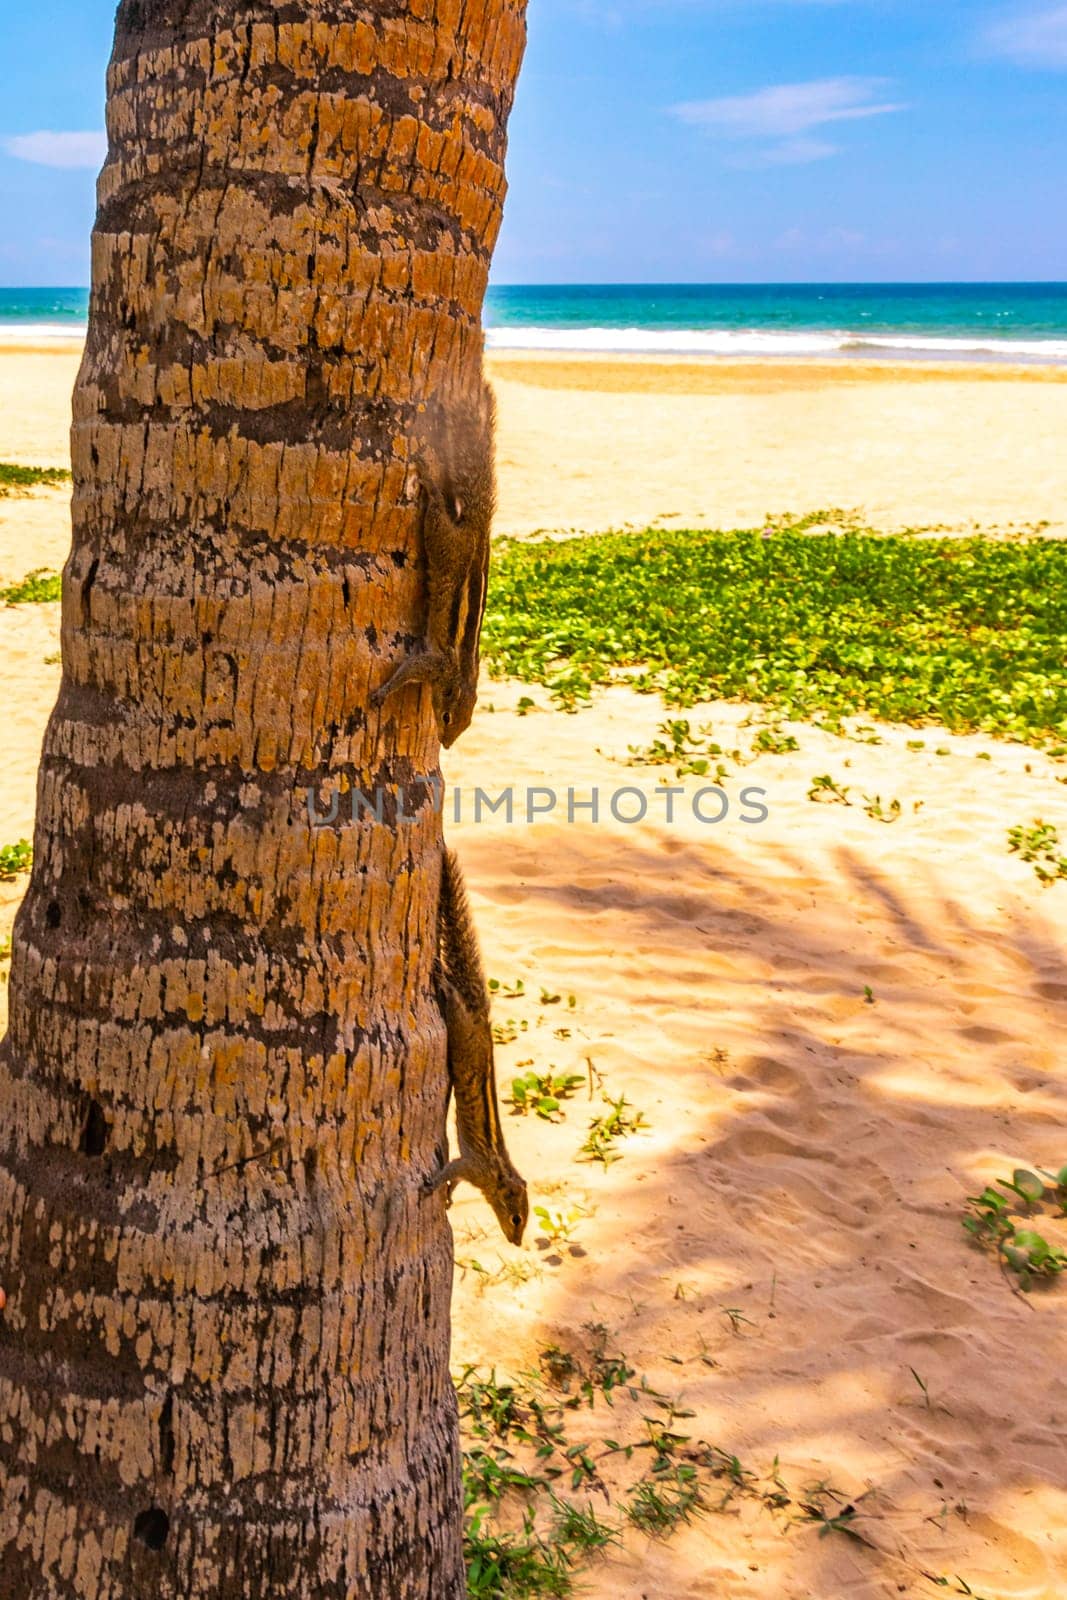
[0,287,90,342]
[484,283,1067,362]
[5,283,1067,363]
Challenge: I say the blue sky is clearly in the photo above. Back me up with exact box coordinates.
[1,0,1066,284]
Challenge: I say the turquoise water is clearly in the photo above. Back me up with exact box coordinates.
[485,283,1067,362]
[5,283,1067,363]
[0,287,89,337]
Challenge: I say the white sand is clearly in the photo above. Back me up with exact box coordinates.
[489,352,1067,538]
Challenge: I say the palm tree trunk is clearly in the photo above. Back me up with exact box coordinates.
[0,2,526,1594]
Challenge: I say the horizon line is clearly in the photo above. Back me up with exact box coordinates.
[5,278,1067,294]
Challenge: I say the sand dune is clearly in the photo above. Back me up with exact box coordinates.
[1,346,1066,1596]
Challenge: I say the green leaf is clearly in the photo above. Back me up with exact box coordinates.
[1012,1169,1045,1202]
[1013,1230,1051,1262]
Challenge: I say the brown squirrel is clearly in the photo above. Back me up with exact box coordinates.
[372,385,495,748]
[426,847,528,1245]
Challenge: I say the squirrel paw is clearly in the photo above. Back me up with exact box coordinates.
[372,648,450,708]
[425,1157,468,1204]
[423,1178,457,1209]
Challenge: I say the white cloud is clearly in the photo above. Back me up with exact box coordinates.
[738,136,839,166]
[4,131,107,169]
[672,76,906,163]
[983,4,1067,65]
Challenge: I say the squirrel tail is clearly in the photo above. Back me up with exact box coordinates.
[438,848,489,1019]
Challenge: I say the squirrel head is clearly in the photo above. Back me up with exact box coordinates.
[490,1170,529,1246]
[436,676,478,749]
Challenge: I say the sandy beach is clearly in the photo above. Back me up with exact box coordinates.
[4,347,1067,587]
[2,344,1066,1598]
[489,352,1067,540]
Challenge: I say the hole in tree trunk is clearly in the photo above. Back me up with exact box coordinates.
[159,1392,175,1475]
[133,1508,169,1550]
[45,901,62,929]
[80,557,99,624]
[80,1100,109,1157]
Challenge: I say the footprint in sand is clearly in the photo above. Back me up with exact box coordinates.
[892,1394,994,1468]
[957,1022,1021,1044]
[730,1055,834,1136]
[717,1123,832,1165]
[884,1266,983,1332]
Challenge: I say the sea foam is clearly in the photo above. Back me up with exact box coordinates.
[0,323,87,342]
[4,317,1067,363]
[485,324,1067,362]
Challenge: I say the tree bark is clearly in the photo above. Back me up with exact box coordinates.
[0,2,525,1594]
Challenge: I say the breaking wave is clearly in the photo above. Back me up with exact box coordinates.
[485,324,1067,362]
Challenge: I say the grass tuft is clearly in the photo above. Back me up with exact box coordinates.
[0,462,70,494]
[1008,819,1067,885]
[0,840,33,881]
[1,568,62,604]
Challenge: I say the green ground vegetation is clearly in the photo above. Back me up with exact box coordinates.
[484,517,1067,748]
[0,462,70,494]
[1,568,62,604]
